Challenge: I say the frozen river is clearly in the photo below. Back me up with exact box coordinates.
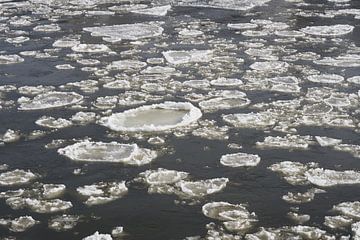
[0,0,360,239]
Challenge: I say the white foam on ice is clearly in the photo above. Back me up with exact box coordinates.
[99,102,202,132]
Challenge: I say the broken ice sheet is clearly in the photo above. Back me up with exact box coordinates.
[58,140,157,166]
[77,181,128,206]
[6,198,72,213]
[131,5,171,16]
[0,216,38,232]
[35,116,73,129]
[48,214,80,231]
[0,169,38,186]
[305,168,360,187]
[99,102,202,132]
[256,134,315,150]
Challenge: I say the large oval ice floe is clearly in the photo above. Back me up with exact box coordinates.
[58,141,157,166]
[19,92,83,110]
[83,23,163,42]
[300,24,354,37]
[305,168,360,187]
[99,102,202,132]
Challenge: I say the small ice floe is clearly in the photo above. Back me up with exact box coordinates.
[99,102,202,132]
[178,28,203,37]
[275,30,305,37]
[256,134,315,150]
[35,116,72,129]
[249,61,289,72]
[347,76,360,85]
[6,36,30,44]
[18,85,55,96]
[202,202,257,233]
[352,222,360,239]
[333,144,360,158]
[131,5,171,16]
[72,44,110,53]
[83,231,112,240]
[53,38,80,48]
[183,80,211,89]
[324,215,353,230]
[314,54,360,67]
[6,198,72,213]
[220,152,261,167]
[210,78,243,87]
[58,140,157,166]
[48,214,80,231]
[307,74,344,84]
[177,0,271,11]
[192,121,229,140]
[162,50,213,65]
[83,23,163,42]
[176,178,229,198]
[269,161,314,186]
[245,225,334,239]
[71,112,96,124]
[33,24,60,32]
[199,97,250,112]
[0,129,21,143]
[0,169,38,186]
[315,136,342,147]
[287,212,310,224]
[0,216,38,232]
[103,80,131,90]
[223,112,276,130]
[137,169,228,201]
[282,188,325,204]
[0,54,24,64]
[111,226,124,237]
[305,168,360,187]
[77,181,128,206]
[19,91,83,110]
[333,201,360,219]
[227,23,258,30]
[300,24,354,37]
[106,59,147,71]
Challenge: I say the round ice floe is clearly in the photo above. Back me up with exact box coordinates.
[202,202,253,221]
[324,95,351,107]
[300,24,354,37]
[142,169,189,185]
[19,91,83,110]
[347,76,360,85]
[183,80,210,89]
[24,198,72,213]
[36,116,72,129]
[220,152,261,167]
[0,170,37,186]
[199,97,250,112]
[303,102,333,115]
[250,61,289,71]
[305,168,360,187]
[72,44,110,53]
[210,78,243,87]
[227,23,257,30]
[176,178,228,198]
[106,60,147,71]
[162,50,213,65]
[100,102,202,132]
[83,23,163,41]
[0,54,24,64]
[58,141,157,166]
[307,74,344,84]
[315,55,360,67]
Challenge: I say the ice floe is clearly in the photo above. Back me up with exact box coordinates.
[36,116,72,129]
[77,181,128,206]
[163,50,213,65]
[220,152,261,167]
[19,92,83,110]
[48,214,80,231]
[0,54,24,64]
[131,5,171,16]
[100,102,202,132]
[0,170,38,186]
[305,169,360,187]
[58,140,157,166]
[84,23,164,42]
[83,231,112,240]
[0,216,38,232]
[300,24,354,37]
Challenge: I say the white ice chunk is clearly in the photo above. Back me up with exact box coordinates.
[305,168,360,187]
[131,5,171,16]
[163,50,213,65]
[83,231,112,240]
[100,102,202,132]
[0,54,24,64]
[220,152,261,167]
[0,170,37,186]
[300,24,354,37]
